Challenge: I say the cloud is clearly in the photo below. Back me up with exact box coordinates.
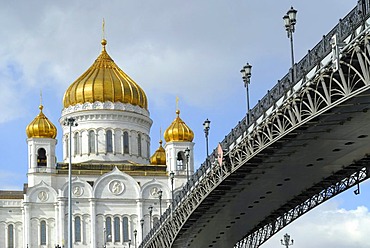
[262,203,370,248]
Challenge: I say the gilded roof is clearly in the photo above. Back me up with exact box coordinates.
[26,105,57,139]
[150,140,166,165]
[63,39,148,109]
[164,110,194,142]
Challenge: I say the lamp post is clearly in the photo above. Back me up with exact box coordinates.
[185,148,190,181]
[158,189,163,217]
[140,219,144,241]
[281,233,294,248]
[133,230,137,248]
[240,63,252,124]
[283,6,298,82]
[148,206,153,229]
[63,117,78,248]
[170,171,175,208]
[203,119,211,168]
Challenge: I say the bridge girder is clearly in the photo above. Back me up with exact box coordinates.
[140,4,370,248]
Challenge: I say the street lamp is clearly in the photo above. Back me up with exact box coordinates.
[170,171,175,207]
[240,63,252,124]
[158,189,163,217]
[134,230,137,248]
[203,119,211,168]
[283,6,298,82]
[184,148,190,181]
[148,206,153,229]
[140,219,144,241]
[63,117,78,248]
[281,233,294,248]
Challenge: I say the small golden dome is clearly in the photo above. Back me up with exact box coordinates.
[150,140,166,165]
[63,39,148,109]
[26,105,57,139]
[164,110,194,142]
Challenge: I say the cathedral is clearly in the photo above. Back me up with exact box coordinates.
[0,37,195,248]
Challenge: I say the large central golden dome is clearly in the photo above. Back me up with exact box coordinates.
[63,39,148,109]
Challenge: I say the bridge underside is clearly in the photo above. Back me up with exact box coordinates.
[173,89,370,247]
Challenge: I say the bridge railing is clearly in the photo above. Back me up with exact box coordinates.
[141,2,370,246]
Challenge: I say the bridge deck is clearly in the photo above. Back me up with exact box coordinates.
[174,90,370,247]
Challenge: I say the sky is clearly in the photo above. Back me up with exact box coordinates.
[0,1,368,247]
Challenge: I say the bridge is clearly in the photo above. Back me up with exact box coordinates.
[140,2,370,247]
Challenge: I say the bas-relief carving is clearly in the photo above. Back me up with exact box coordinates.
[62,102,150,116]
[109,180,125,195]
[73,186,84,197]
[38,191,48,202]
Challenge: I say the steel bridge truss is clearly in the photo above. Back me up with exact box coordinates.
[235,161,370,247]
[140,6,370,248]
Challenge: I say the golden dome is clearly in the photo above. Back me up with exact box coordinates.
[150,140,166,165]
[26,105,57,139]
[164,110,194,142]
[63,39,148,109]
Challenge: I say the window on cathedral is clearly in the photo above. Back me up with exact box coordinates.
[106,130,113,153]
[74,132,79,156]
[88,130,95,154]
[176,151,184,169]
[123,131,129,154]
[153,217,159,227]
[122,217,129,241]
[147,141,150,159]
[137,133,142,156]
[66,134,69,157]
[37,148,47,167]
[75,216,81,242]
[106,217,112,242]
[40,220,46,245]
[114,217,120,242]
[8,224,14,248]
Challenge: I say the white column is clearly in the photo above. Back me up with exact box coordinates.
[79,132,83,156]
[120,216,124,245]
[54,203,59,245]
[95,133,99,155]
[136,200,143,243]
[113,132,116,155]
[121,132,124,155]
[59,200,65,246]
[23,204,30,248]
[90,200,96,248]
[81,216,85,245]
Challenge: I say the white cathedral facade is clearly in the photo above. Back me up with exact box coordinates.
[0,38,195,248]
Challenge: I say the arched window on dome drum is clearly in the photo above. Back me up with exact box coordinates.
[177,151,185,170]
[123,131,129,154]
[74,132,79,156]
[88,130,95,154]
[147,140,150,159]
[75,216,81,243]
[137,133,142,156]
[65,134,69,158]
[122,217,129,241]
[7,224,14,248]
[37,148,47,167]
[106,217,112,242]
[114,217,120,242]
[106,130,113,153]
[153,217,159,227]
[40,220,46,245]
